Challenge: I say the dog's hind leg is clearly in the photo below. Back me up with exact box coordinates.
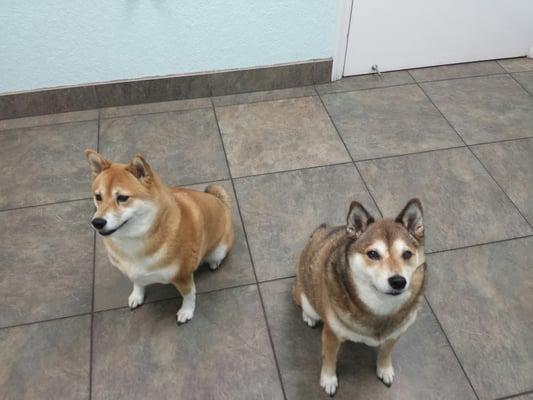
[301,293,321,328]
[204,242,230,271]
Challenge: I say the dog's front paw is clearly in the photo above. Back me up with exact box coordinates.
[128,291,144,310]
[176,307,194,325]
[377,365,395,387]
[320,372,338,396]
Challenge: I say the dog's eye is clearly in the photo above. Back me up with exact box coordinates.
[366,250,380,260]
[117,195,129,203]
[95,194,102,201]
[402,250,413,260]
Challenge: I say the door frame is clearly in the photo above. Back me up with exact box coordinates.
[331,0,354,81]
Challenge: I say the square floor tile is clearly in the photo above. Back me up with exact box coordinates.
[513,71,533,96]
[322,85,463,160]
[92,285,284,400]
[0,201,94,327]
[99,109,229,186]
[472,138,533,226]
[0,121,97,209]
[94,180,255,311]
[216,96,350,177]
[0,315,90,400]
[498,57,533,73]
[316,71,414,95]
[426,238,533,399]
[408,61,504,82]
[234,164,379,281]
[260,278,476,400]
[421,75,533,144]
[357,148,532,252]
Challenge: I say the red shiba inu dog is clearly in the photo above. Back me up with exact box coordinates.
[85,150,234,324]
[293,199,426,395]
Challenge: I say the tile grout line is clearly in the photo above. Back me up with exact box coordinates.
[213,92,317,109]
[93,280,260,314]
[466,134,533,148]
[316,81,415,97]
[89,230,96,399]
[0,197,92,213]
[468,148,533,230]
[411,71,533,231]
[316,71,511,97]
[496,389,533,400]
[2,232,532,331]
[411,71,508,84]
[98,104,212,121]
[406,70,468,146]
[233,160,352,181]
[0,116,99,135]
[88,109,101,400]
[314,86,384,217]
[210,98,288,400]
[0,178,234,214]
[507,71,533,97]
[426,234,533,255]
[423,296,481,400]
[0,312,93,331]
[353,145,466,164]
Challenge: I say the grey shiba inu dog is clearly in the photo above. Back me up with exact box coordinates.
[293,199,426,395]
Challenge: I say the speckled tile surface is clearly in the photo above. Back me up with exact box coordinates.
[1,58,531,400]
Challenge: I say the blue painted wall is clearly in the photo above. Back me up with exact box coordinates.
[0,1,336,93]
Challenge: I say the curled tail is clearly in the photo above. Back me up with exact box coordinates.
[205,184,232,209]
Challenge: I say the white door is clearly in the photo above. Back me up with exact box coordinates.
[343,0,533,76]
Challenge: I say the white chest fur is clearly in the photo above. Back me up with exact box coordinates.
[326,308,419,347]
[105,239,178,286]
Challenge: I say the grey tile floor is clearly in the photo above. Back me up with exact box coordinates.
[1,58,532,400]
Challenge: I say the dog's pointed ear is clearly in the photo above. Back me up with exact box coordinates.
[126,154,153,183]
[346,201,374,238]
[396,198,424,240]
[85,149,111,177]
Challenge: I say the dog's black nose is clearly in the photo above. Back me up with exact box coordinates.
[388,275,407,290]
[91,218,107,230]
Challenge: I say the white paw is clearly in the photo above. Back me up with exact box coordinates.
[377,365,395,387]
[208,262,220,271]
[128,291,144,310]
[176,307,194,324]
[302,312,318,328]
[320,373,338,396]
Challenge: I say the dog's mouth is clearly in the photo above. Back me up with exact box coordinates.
[385,290,404,296]
[372,284,405,297]
[98,220,129,236]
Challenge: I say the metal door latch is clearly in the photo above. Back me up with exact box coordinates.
[371,64,382,78]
